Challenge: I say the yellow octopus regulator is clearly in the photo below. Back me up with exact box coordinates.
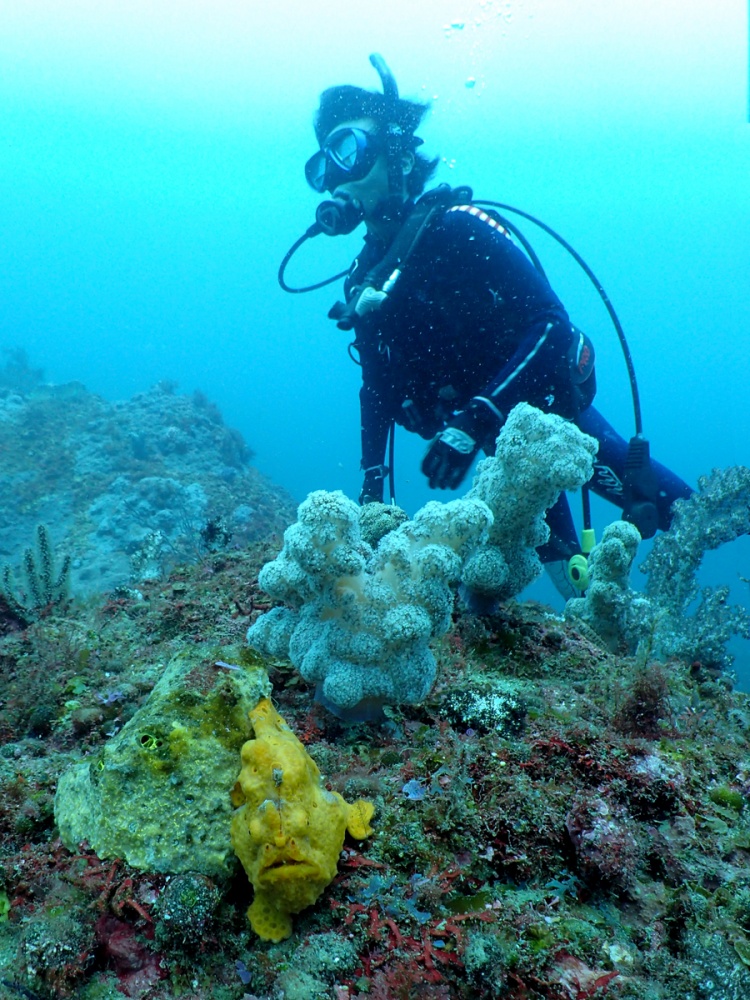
[230,698,374,941]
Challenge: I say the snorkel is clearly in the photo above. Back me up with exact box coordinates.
[368,53,413,216]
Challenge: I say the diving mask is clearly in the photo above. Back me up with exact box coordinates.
[305,127,384,194]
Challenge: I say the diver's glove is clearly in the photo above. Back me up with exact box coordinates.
[359,464,387,505]
[421,398,504,490]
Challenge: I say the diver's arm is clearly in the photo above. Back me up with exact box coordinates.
[473,319,596,426]
[422,320,596,489]
[445,206,598,423]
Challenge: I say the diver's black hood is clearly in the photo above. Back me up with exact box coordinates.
[313,84,428,145]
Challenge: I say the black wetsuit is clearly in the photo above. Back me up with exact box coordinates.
[344,196,691,559]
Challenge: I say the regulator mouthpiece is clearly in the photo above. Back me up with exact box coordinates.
[315,194,364,236]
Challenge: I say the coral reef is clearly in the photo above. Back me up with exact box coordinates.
[230,698,374,942]
[154,873,221,948]
[247,489,492,718]
[0,382,749,1000]
[567,468,750,670]
[358,500,410,548]
[0,530,749,999]
[565,519,652,652]
[248,405,596,717]
[0,378,296,596]
[0,523,71,626]
[462,402,597,604]
[0,346,44,394]
[642,465,750,667]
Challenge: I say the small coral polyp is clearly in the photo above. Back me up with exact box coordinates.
[230,698,374,941]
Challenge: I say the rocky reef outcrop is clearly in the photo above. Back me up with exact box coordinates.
[0,373,296,598]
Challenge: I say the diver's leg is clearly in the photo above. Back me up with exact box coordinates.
[577,406,693,530]
[539,493,579,562]
[540,493,581,599]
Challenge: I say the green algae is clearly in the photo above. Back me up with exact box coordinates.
[708,784,745,812]
[54,648,271,878]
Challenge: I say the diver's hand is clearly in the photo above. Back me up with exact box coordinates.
[421,399,504,490]
[422,428,478,489]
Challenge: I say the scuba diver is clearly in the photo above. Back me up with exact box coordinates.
[281,54,692,594]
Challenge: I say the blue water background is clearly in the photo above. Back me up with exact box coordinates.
[1,1,748,677]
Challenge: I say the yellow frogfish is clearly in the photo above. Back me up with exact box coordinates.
[230,698,375,941]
